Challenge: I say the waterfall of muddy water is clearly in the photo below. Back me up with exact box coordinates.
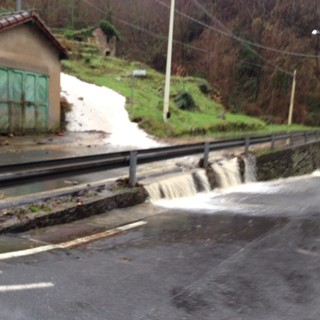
[312,170,320,176]
[145,169,210,201]
[212,158,242,188]
[192,169,211,192]
[243,154,257,182]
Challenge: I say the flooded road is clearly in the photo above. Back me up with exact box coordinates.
[0,173,319,319]
[0,132,178,198]
[0,132,121,198]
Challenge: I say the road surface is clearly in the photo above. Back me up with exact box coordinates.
[0,173,320,319]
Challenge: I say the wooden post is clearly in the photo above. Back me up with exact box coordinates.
[288,70,297,126]
[163,0,175,121]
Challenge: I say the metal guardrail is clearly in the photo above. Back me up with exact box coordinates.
[0,130,319,188]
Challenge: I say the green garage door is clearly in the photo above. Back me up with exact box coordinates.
[0,67,48,133]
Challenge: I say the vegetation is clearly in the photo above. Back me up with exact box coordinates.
[99,20,121,41]
[62,51,267,138]
[0,6,13,14]
[64,27,95,42]
[61,33,317,138]
[2,0,319,137]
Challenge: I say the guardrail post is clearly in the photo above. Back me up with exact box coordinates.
[304,132,308,143]
[271,134,275,149]
[129,151,137,187]
[245,137,250,154]
[203,142,210,168]
[290,133,294,146]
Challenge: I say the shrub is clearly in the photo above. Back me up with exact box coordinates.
[198,80,212,95]
[99,20,121,40]
[210,121,265,132]
[174,92,199,111]
[64,27,95,41]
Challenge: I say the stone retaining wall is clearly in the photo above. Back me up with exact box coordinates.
[2,140,320,234]
[0,187,148,234]
[256,141,320,181]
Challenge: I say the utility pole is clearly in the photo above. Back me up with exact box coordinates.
[288,69,297,126]
[163,0,175,122]
[16,0,22,11]
[312,29,320,79]
[71,0,75,29]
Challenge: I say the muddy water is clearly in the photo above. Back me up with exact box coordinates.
[0,235,37,253]
[1,172,319,254]
[1,170,118,198]
[0,131,249,199]
[0,132,122,198]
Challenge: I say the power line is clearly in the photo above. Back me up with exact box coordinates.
[81,0,292,76]
[180,0,317,59]
[156,0,293,75]
[81,0,208,54]
[189,0,294,75]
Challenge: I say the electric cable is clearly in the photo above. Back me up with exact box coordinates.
[171,0,318,59]
[190,0,294,75]
[156,0,293,75]
[81,0,209,53]
[79,0,295,76]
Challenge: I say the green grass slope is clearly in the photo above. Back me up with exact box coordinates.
[63,56,266,138]
[60,36,316,139]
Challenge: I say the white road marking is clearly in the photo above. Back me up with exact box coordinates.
[115,220,147,231]
[0,244,59,260]
[0,220,147,261]
[58,229,121,249]
[0,282,54,292]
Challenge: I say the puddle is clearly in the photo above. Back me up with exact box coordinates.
[25,223,107,245]
[1,173,106,198]
[0,235,37,253]
[140,211,289,245]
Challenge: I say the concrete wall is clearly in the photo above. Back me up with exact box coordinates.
[0,24,61,130]
[256,141,320,181]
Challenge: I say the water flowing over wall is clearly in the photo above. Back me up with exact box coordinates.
[145,155,257,201]
[145,173,196,201]
[212,158,242,188]
[243,154,257,183]
[145,169,211,201]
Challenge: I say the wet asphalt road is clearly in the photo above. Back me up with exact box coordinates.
[1,174,320,319]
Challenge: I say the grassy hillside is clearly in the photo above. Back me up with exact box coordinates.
[61,39,314,139]
[8,0,320,128]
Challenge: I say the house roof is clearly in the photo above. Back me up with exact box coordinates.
[0,11,68,59]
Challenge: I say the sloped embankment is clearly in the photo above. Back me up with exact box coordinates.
[1,140,320,234]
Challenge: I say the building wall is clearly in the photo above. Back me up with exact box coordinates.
[0,23,61,131]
